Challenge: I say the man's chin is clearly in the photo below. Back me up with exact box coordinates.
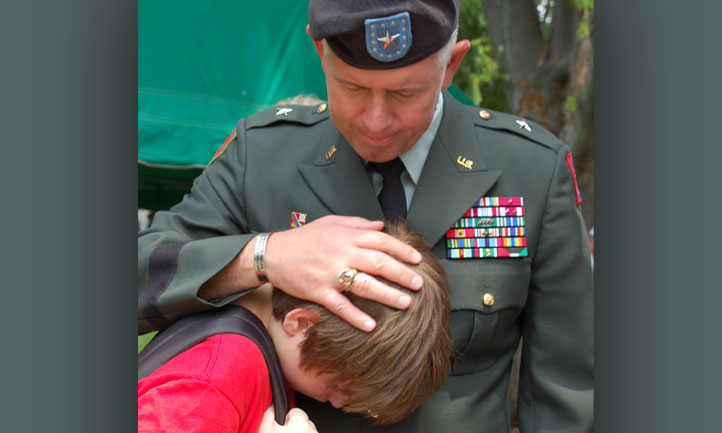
[350,142,403,163]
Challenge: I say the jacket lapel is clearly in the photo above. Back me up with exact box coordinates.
[297,93,502,241]
[298,124,384,220]
[407,93,501,246]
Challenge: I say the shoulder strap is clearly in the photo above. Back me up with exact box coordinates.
[138,305,290,424]
[245,103,329,130]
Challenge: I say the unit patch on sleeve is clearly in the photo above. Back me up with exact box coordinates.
[566,153,582,205]
[208,128,237,166]
[446,197,528,259]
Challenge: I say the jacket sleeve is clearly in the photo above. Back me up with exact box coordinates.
[138,123,255,334]
[518,145,594,432]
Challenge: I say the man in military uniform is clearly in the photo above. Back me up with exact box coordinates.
[138,1,593,432]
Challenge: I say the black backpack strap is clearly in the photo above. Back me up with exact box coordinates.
[138,304,290,424]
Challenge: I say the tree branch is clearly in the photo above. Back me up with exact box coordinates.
[483,0,544,111]
[550,0,579,61]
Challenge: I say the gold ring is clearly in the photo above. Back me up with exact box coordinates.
[338,268,359,292]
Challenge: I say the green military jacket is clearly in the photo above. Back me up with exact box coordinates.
[138,92,593,432]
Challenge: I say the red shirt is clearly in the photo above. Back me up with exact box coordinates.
[139,334,276,433]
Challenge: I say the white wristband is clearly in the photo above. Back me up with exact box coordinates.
[253,232,272,283]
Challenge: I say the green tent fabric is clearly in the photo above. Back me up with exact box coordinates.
[138,0,474,211]
[138,0,326,210]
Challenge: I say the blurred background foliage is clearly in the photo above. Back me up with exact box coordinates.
[455,0,510,112]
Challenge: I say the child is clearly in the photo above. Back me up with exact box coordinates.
[138,222,451,432]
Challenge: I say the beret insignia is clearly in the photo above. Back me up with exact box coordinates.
[365,12,412,63]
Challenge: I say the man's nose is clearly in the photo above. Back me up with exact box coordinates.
[362,94,393,133]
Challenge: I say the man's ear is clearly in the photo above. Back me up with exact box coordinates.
[282,308,320,337]
[307,24,325,59]
[441,40,471,89]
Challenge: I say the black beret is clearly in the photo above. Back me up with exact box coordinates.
[308,0,459,70]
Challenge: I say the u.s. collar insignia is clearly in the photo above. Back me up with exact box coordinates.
[290,212,307,229]
[446,197,528,259]
[457,155,474,170]
[365,12,412,62]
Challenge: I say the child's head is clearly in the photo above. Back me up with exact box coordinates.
[271,222,451,425]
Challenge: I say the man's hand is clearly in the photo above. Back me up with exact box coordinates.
[258,407,319,433]
[265,215,423,332]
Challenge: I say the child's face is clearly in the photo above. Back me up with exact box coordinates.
[284,366,348,409]
[274,308,349,408]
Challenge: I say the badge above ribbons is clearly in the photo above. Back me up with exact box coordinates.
[446,197,528,259]
[365,12,412,62]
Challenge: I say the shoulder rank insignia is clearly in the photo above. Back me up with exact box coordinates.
[515,119,531,132]
[446,197,528,259]
[365,12,412,62]
[290,212,307,229]
[208,128,237,166]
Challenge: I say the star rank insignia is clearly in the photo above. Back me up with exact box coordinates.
[515,119,531,132]
[290,212,307,229]
[446,197,528,259]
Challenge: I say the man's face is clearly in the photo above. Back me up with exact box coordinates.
[318,44,451,163]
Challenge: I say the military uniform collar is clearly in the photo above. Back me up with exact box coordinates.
[298,91,503,242]
[361,91,442,185]
[298,122,383,220]
[398,91,443,184]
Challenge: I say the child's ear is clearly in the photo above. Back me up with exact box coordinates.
[282,308,320,337]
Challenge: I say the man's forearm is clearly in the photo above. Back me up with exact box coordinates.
[198,235,263,301]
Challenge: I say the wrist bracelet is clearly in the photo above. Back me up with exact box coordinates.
[254,232,272,283]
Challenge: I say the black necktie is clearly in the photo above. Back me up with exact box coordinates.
[370,158,407,221]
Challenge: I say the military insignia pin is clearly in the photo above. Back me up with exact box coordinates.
[515,119,531,132]
[457,155,474,170]
[325,145,337,161]
[290,212,307,229]
[365,12,412,62]
[446,197,529,259]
